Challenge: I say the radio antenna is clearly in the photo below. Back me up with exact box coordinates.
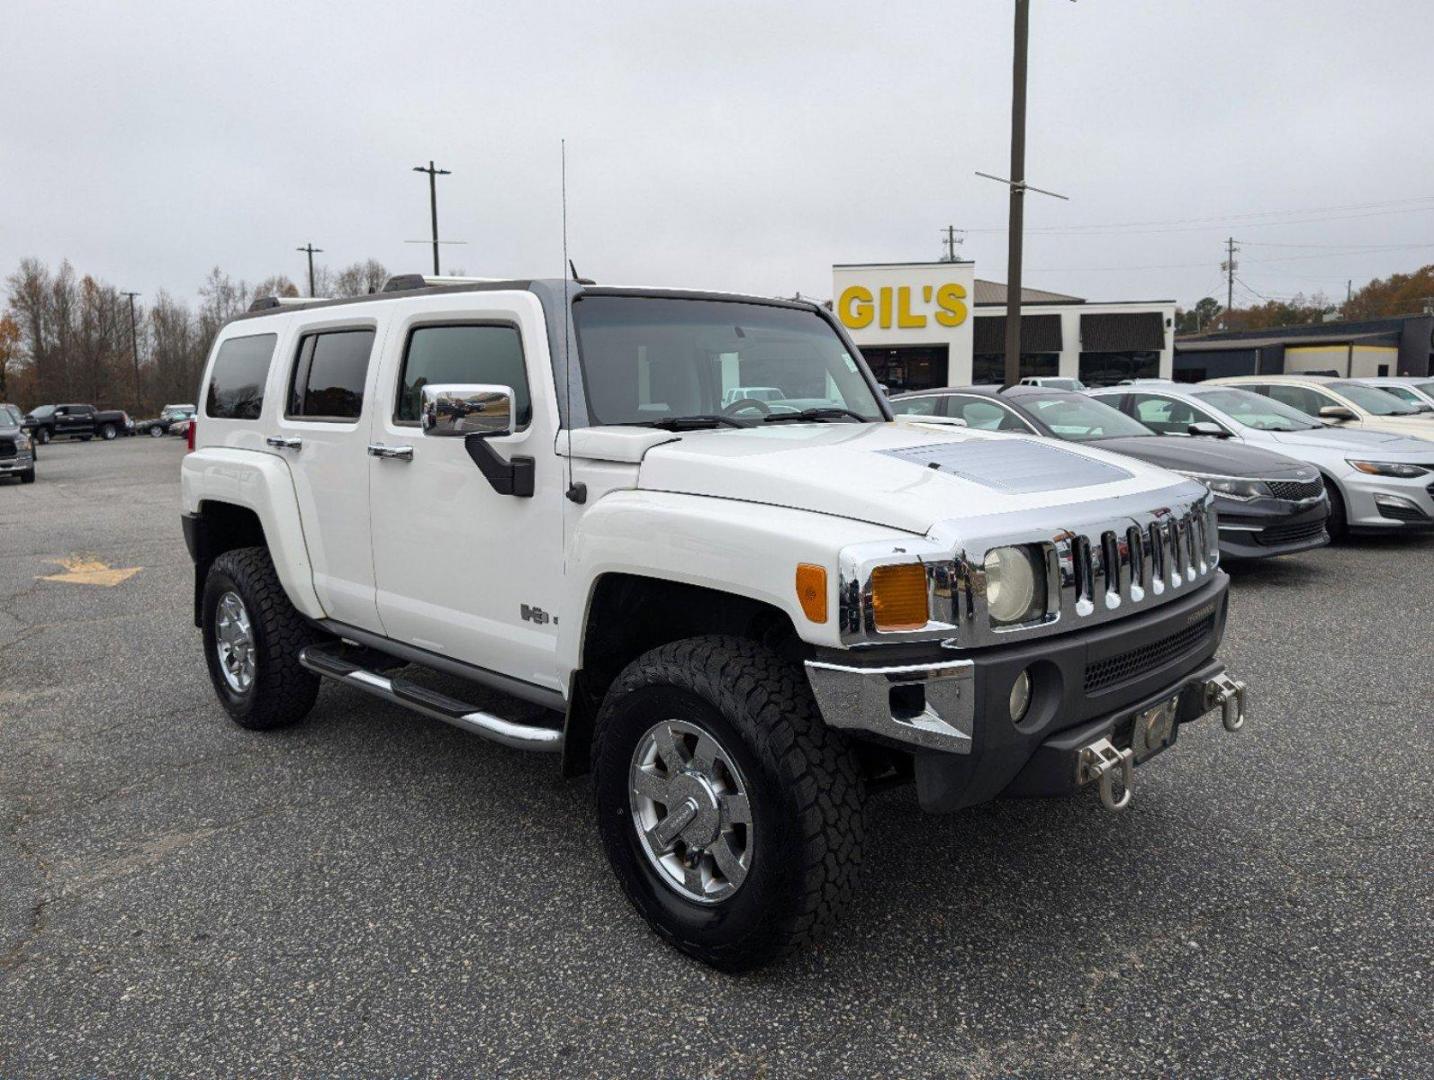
[560,139,582,505]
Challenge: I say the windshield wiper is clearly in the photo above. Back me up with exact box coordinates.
[761,407,869,424]
[625,415,747,431]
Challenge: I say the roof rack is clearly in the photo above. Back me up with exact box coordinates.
[381,274,508,293]
[247,295,329,313]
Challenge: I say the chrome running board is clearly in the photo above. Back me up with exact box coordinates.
[299,644,563,753]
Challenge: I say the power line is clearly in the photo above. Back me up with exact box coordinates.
[962,195,1434,235]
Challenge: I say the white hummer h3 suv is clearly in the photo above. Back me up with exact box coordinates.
[182,276,1247,970]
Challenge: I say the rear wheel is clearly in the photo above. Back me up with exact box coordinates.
[100,423,117,440]
[592,636,865,971]
[201,547,325,730]
[149,425,165,438]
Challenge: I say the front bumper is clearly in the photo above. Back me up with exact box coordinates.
[1342,470,1434,530]
[806,574,1236,812]
[0,453,34,473]
[1215,494,1329,559]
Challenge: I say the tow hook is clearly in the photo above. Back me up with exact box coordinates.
[1204,673,1248,733]
[1078,737,1134,812]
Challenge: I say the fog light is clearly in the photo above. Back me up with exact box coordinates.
[1009,669,1032,723]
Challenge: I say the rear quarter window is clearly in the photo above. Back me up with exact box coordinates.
[205,334,278,420]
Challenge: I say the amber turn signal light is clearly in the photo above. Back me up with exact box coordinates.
[870,563,929,631]
[795,563,828,624]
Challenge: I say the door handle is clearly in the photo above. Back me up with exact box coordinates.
[266,435,303,450]
[368,443,414,461]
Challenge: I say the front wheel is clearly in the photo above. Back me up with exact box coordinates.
[201,547,325,730]
[149,425,165,438]
[35,427,50,445]
[592,636,866,971]
[19,468,35,484]
[100,423,117,440]
[1325,481,1348,541]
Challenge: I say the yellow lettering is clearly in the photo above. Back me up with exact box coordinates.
[879,287,893,329]
[897,286,926,328]
[934,283,968,327]
[837,286,874,329]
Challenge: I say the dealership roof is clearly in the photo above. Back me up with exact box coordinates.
[1175,331,1399,352]
[972,279,1084,306]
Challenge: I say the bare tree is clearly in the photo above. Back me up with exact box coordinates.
[149,291,199,406]
[333,258,389,297]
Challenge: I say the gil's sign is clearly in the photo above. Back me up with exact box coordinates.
[837,283,968,331]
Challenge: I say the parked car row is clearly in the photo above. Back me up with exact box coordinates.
[889,372,1434,552]
[0,401,195,487]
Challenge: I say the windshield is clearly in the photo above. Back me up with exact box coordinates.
[1042,378,1085,391]
[1330,381,1420,415]
[29,405,55,418]
[1190,388,1321,431]
[2,405,18,424]
[1023,394,1154,441]
[572,296,884,427]
[1415,381,1434,400]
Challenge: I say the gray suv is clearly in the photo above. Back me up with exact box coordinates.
[0,403,37,484]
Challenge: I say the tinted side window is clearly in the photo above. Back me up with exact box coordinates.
[206,333,278,420]
[288,329,376,420]
[1265,384,1329,418]
[949,397,1030,432]
[395,325,531,427]
[1132,393,1217,435]
[890,396,941,416]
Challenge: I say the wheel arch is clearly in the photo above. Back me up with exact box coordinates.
[182,448,324,626]
[560,573,807,777]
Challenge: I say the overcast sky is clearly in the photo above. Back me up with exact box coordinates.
[5,1,1432,311]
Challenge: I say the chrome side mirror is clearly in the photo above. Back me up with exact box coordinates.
[1188,421,1229,438]
[421,384,515,438]
[1318,404,1356,423]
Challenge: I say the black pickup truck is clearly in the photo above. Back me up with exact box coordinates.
[22,403,131,443]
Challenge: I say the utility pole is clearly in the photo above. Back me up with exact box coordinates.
[121,291,141,408]
[413,159,452,276]
[297,243,323,297]
[1223,237,1239,324]
[975,2,1067,387]
[940,225,965,262]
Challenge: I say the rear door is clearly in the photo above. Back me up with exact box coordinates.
[366,291,565,696]
[269,318,387,632]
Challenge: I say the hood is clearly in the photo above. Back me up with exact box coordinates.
[1087,435,1315,480]
[1348,416,1434,437]
[1265,427,1434,459]
[634,422,1193,534]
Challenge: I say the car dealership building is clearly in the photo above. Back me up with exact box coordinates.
[832,260,1176,392]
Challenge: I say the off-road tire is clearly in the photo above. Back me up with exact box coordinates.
[592,635,865,971]
[19,468,35,484]
[35,428,50,445]
[1325,479,1348,541]
[201,546,325,730]
[100,423,117,440]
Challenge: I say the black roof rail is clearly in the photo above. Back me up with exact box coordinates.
[248,296,282,312]
[382,274,429,293]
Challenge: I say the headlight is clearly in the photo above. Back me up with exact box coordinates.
[1184,474,1271,501]
[15,434,30,450]
[983,545,1045,626]
[1347,459,1429,479]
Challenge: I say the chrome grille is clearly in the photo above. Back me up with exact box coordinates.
[1266,477,1324,502]
[839,483,1218,649]
[0,438,15,457]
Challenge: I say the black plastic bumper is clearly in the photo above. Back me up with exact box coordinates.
[886,574,1231,813]
[1215,495,1330,559]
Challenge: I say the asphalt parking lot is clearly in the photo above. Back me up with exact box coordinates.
[1,437,1431,1077]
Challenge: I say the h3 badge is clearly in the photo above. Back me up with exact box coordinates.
[521,603,555,626]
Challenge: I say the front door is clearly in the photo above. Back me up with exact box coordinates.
[269,320,385,632]
[367,293,565,697]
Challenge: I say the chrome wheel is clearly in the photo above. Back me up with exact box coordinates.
[214,591,256,694]
[629,719,752,904]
